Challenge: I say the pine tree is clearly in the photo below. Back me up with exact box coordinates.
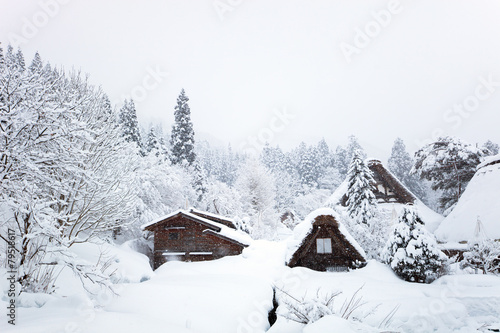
[297,144,321,189]
[16,48,25,71]
[0,44,4,68]
[29,51,43,73]
[388,138,427,201]
[345,150,377,224]
[170,89,196,166]
[412,136,489,211]
[192,162,207,203]
[118,99,142,151]
[146,127,160,155]
[382,206,447,283]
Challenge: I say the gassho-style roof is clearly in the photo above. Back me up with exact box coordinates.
[435,154,500,243]
[286,208,366,266]
[142,208,252,247]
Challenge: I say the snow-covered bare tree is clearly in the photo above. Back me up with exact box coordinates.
[235,158,278,239]
[0,49,136,293]
[483,140,499,156]
[411,136,489,211]
[345,151,377,224]
[170,88,196,166]
[382,206,447,283]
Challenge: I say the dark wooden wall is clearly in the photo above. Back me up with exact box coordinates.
[291,225,365,272]
[151,216,244,269]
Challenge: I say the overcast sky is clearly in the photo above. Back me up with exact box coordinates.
[2,0,500,159]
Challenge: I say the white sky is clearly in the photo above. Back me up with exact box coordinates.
[2,0,500,159]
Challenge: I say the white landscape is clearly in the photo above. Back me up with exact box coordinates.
[1,1,500,333]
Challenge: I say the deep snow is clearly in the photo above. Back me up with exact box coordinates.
[2,239,500,333]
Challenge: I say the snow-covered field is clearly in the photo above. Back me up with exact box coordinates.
[2,240,500,333]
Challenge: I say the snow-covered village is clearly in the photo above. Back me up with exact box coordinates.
[1,1,500,333]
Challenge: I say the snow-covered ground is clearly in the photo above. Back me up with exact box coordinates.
[1,240,500,333]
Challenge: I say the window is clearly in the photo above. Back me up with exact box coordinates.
[316,238,332,254]
[168,232,179,240]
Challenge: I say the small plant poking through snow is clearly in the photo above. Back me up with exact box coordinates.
[275,286,368,325]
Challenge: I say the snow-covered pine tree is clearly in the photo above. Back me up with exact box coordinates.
[191,161,207,203]
[411,136,489,211]
[382,206,447,283]
[29,51,43,73]
[297,144,321,189]
[388,138,427,202]
[118,99,143,152]
[170,88,196,166]
[0,44,4,67]
[345,150,377,224]
[15,48,25,71]
[146,127,160,156]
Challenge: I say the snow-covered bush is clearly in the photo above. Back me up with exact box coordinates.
[276,287,366,325]
[460,239,500,275]
[382,206,448,283]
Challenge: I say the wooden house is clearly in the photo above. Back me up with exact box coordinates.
[142,208,251,269]
[340,159,416,206]
[287,208,366,272]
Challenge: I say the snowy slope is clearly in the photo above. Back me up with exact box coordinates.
[435,155,500,242]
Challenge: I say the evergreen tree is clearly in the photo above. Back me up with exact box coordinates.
[297,144,321,189]
[412,136,489,211]
[170,89,196,166]
[16,48,25,71]
[29,51,43,73]
[192,162,207,203]
[0,44,4,68]
[146,127,160,155]
[345,150,377,224]
[118,99,142,151]
[388,138,427,201]
[382,207,447,283]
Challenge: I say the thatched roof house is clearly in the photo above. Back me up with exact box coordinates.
[337,159,416,205]
[287,208,366,272]
[435,154,500,243]
[142,208,252,269]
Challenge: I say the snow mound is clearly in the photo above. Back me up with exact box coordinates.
[435,158,500,242]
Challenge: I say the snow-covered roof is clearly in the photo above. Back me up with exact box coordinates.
[435,157,500,242]
[286,207,366,263]
[142,209,252,246]
[188,207,236,228]
[324,159,443,232]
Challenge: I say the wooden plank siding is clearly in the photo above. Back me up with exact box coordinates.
[148,214,246,269]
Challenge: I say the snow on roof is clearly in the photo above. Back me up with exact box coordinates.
[324,159,443,232]
[141,209,252,246]
[188,207,236,226]
[477,154,500,170]
[286,208,366,263]
[435,159,500,242]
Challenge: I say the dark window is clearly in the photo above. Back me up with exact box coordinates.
[168,232,179,240]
